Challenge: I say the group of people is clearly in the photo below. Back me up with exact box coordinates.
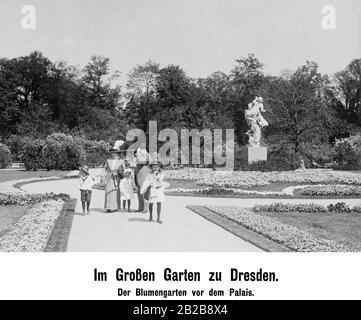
[79,141,169,224]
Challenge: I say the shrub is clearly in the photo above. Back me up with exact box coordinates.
[235,144,299,172]
[21,138,45,170]
[333,135,361,170]
[0,143,12,168]
[5,135,24,162]
[76,138,110,168]
[302,143,333,167]
[42,133,86,170]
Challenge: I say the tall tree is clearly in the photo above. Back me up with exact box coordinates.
[155,64,192,130]
[124,61,160,131]
[82,55,122,111]
[265,61,337,163]
[335,59,361,126]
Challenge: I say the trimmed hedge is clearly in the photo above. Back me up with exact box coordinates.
[0,143,12,168]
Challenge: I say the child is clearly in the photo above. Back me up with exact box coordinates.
[140,163,169,223]
[119,168,135,212]
[79,166,94,216]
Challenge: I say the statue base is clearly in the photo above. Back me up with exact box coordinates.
[240,146,267,163]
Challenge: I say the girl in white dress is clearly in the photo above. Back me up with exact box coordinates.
[140,163,169,223]
[119,168,135,212]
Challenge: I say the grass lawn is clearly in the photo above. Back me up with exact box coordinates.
[254,210,361,251]
[0,205,28,238]
[0,169,70,184]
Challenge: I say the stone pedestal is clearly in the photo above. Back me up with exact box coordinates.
[240,146,267,163]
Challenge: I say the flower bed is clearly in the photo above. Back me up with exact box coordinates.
[0,200,64,252]
[254,202,327,213]
[0,192,70,206]
[254,202,361,214]
[166,187,289,197]
[298,185,361,197]
[206,205,352,252]
[164,168,361,189]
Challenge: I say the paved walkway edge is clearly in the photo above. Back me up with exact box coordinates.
[45,198,77,252]
[187,205,292,252]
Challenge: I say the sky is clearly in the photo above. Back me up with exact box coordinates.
[0,0,360,84]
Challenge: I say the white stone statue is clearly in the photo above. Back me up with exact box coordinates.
[245,96,268,147]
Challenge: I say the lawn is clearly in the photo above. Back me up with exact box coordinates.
[0,205,28,238]
[0,169,70,184]
[255,210,361,251]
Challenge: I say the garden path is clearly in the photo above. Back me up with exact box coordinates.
[22,176,361,252]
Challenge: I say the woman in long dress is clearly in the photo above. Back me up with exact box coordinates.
[102,151,125,212]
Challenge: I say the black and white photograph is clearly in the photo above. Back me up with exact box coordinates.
[0,0,361,303]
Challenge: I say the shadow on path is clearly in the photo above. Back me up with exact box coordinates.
[128,217,150,223]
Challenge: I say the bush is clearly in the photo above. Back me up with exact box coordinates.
[8,134,109,170]
[20,133,86,171]
[0,143,12,168]
[42,133,86,170]
[76,138,110,168]
[302,143,333,167]
[21,138,45,170]
[5,135,24,162]
[333,135,361,170]
[235,144,300,171]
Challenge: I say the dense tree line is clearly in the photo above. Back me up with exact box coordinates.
[0,50,360,167]
[0,51,125,141]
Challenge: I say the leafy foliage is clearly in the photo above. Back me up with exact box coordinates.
[333,135,361,170]
[1,51,361,171]
[41,133,86,170]
[21,138,45,170]
[0,142,12,168]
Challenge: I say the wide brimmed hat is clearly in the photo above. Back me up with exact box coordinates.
[109,140,127,153]
[79,165,90,175]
